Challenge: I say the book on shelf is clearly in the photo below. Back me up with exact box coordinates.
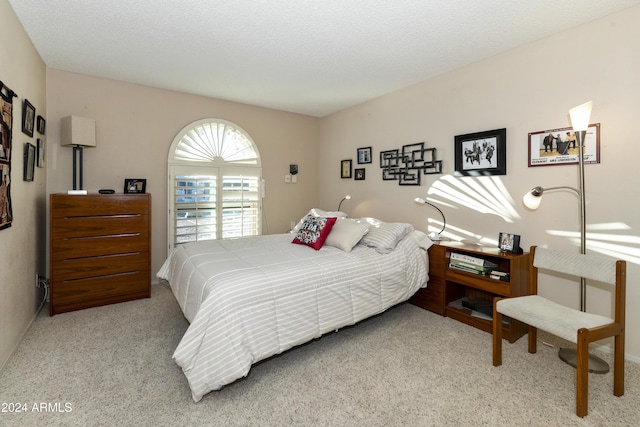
[489,271,511,282]
[489,270,510,281]
[448,262,497,275]
[450,252,499,269]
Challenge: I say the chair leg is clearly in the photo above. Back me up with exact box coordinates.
[493,298,503,367]
[576,329,589,417]
[528,325,537,354]
[613,333,625,397]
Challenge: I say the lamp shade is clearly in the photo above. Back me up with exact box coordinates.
[61,115,96,147]
[568,101,592,132]
[522,191,542,210]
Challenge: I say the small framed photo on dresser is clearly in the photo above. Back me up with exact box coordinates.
[124,178,146,194]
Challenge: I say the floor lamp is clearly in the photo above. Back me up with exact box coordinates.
[523,101,608,373]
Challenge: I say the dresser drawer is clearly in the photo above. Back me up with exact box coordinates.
[51,252,149,281]
[51,214,149,239]
[51,231,149,261]
[50,194,149,217]
[50,271,151,314]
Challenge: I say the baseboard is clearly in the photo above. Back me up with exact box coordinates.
[591,342,640,365]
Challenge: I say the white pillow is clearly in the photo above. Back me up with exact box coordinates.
[325,219,370,252]
[291,208,347,233]
[359,221,414,254]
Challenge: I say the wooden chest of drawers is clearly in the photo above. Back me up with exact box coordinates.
[49,193,151,315]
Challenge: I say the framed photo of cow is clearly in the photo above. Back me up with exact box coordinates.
[454,128,506,176]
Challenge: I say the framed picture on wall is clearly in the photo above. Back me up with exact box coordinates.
[528,123,600,167]
[357,147,372,164]
[37,115,46,134]
[23,143,35,181]
[354,168,365,180]
[22,99,35,137]
[454,128,506,176]
[37,139,45,167]
[340,159,352,179]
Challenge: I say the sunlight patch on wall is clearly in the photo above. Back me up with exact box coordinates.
[428,175,520,223]
[547,222,640,265]
[429,221,499,248]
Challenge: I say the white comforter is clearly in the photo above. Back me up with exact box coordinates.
[157,233,428,401]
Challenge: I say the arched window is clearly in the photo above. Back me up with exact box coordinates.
[167,119,262,250]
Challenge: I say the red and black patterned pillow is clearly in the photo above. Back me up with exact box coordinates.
[292,215,337,250]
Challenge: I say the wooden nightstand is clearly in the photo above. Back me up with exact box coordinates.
[410,241,530,342]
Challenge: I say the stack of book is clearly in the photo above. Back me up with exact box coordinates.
[449,252,499,275]
[490,270,510,281]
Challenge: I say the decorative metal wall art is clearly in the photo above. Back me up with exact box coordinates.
[379,142,442,186]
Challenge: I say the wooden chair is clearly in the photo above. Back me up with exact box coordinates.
[492,245,626,417]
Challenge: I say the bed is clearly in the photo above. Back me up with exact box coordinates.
[157,213,430,401]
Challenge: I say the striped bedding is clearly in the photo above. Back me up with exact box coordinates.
[157,232,428,402]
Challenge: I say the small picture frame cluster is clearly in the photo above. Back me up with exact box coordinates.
[124,178,146,194]
[498,232,522,254]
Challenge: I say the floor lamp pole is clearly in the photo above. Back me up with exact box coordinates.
[558,129,609,374]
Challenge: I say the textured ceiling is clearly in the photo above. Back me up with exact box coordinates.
[8,0,640,117]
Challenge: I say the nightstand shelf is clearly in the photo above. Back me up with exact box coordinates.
[410,241,530,342]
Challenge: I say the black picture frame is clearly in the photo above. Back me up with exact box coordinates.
[528,123,600,167]
[357,146,372,164]
[354,168,365,180]
[22,99,35,137]
[498,232,522,254]
[36,115,46,134]
[340,159,352,179]
[124,178,146,194]
[454,128,506,176]
[37,139,45,167]
[23,143,35,181]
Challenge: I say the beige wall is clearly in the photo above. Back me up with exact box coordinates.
[319,6,640,360]
[0,0,47,371]
[45,70,320,278]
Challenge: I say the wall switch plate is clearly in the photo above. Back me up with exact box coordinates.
[291,175,297,183]
[285,175,291,183]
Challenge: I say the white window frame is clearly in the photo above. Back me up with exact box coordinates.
[167,119,262,251]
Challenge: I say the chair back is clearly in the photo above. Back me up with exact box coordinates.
[533,247,618,285]
[531,246,626,325]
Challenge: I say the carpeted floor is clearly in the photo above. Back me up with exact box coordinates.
[0,283,638,426]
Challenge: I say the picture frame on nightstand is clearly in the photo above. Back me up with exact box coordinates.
[498,232,522,254]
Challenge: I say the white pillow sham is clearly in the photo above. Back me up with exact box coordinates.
[359,220,414,254]
[291,208,348,234]
[324,218,370,252]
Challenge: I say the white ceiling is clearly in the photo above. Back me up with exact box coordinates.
[8,0,640,117]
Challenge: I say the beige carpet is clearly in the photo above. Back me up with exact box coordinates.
[0,284,638,426]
